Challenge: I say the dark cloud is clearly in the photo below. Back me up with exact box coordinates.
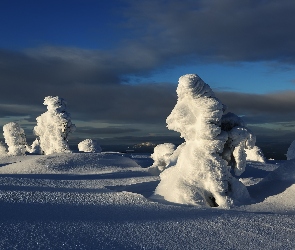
[0,48,177,125]
[216,90,295,124]
[123,0,295,63]
[77,126,141,135]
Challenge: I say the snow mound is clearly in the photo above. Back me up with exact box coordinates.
[286,140,295,160]
[263,159,295,182]
[240,160,295,214]
[0,153,143,175]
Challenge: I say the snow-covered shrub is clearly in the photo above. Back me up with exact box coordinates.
[286,140,295,160]
[148,143,175,175]
[33,96,76,155]
[78,139,102,153]
[28,138,43,155]
[153,74,254,208]
[3,122,27,156]
[0,141,7,156]
[245,146,265,163]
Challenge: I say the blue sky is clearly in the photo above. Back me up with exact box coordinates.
[1,0,295,154]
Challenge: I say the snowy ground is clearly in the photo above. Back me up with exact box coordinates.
[0,153,294,249]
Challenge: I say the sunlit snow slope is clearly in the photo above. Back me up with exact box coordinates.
[0,153,294,249]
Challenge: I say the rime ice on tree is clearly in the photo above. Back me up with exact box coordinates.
[148,143,176,175]
[3,122,27,156]
[78,139,102,153]
[153,74,255,208]
[33,96,76,155]
[0,141,7,156]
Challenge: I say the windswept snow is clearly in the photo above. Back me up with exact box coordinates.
[0,152,294,249]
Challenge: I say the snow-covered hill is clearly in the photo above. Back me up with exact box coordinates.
[0,153,294,249]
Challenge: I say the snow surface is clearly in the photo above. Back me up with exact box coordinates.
[0,152,294,249]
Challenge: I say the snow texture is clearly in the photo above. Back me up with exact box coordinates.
[78,139,102,153]
[245,146,265,162]
[33,96,76,155]
[154,74,255,208]
[3,122,27,156]
[0,153,294,249]
[286,140,295,160]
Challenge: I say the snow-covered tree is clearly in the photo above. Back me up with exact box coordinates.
[3,122,27,156]
[286,140,295,160]
[78,139,102,153]
[0,141,7,156]
[221,112,256,176]
[33,96,76,155]
[28,138,43,155]
[148,143,175,175]
[153,74,255,208]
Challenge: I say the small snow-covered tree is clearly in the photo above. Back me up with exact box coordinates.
[0,141,7,156]
[33,96,76,155]
[3,122,27,156]
[78,139,101,153]
[286,140,295,160]
[153,74,255,208]
[148,143,176,175]
[28,138,43,155]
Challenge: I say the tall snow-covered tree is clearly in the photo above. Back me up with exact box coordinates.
[153,74,255,208]
[33,96,76,155]
[3,122,27,156]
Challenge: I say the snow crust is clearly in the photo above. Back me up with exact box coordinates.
[78,139,102,153]
[33,96,76,155]
[153,74,255,208]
